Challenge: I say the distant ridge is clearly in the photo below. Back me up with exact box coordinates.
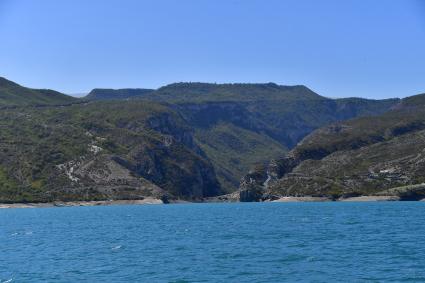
[0,77,76,106]
[85,88,154,100]
[152,82,322,102]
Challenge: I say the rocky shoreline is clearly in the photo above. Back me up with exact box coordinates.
[2,194,425,209]
[0,198,164,209]
[271,195,403,202]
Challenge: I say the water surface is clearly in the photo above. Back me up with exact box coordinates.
[1,202,425,282]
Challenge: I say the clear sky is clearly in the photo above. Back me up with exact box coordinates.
[0,0,424,98]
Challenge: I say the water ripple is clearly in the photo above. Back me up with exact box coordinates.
[1,202,425,282]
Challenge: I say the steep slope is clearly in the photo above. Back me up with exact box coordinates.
[195,122,287,191]
[0,77,76,106]
[0,100,222,203]
[86,88,154,100]
[152,83,399,190]
[87,83,399,191]
[238,93,425,201]
[0,77,402,202]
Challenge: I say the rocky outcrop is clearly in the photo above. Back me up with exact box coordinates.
[377,183,425,201]
[145,112,202,154]
[238,165,270,202]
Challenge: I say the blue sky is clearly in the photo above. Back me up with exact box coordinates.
[0,0,424,98]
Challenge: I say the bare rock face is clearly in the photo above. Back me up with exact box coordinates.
[237,153,306,201]
[239,188,263,202]
[238,165,268,202]
[378,183,425,200]
[145,112,203,155]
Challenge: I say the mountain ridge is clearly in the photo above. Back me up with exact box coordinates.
[86,88,154,100]
[0,77,404,202]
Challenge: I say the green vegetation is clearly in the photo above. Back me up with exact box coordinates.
[119,82,397,189]
[0,77,76,106]
[264,94,425,198]
[195,123,287,192]
[150,82,321,103]
[0,100,221,202]
[0,78,403,202]
[86,88,154,100]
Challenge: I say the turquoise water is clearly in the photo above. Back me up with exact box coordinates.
[1,202,425,282]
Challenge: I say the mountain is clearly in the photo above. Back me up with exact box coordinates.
[150,82,320,102]
[85,88,154,100]
[83,83,399,191]
[0,78,402,202]
[238,93,425,201]
[154,83,399,190]
[0,100,222,203]
[0,77,76,106]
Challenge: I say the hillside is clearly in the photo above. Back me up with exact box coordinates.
[0,78,402,202]
[88,83,399,191]
[0,77,76,106]
[0,99,223,203]
[238,93,425,201]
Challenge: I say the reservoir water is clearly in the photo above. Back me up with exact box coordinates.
[1,202,425,282]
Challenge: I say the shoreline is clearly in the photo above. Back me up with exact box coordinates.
[272,195,402,202]
[1,195,422,209]
[0,198,164,209]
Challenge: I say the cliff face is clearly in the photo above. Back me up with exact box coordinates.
[0,101,222,202]
[238,93,425,201]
